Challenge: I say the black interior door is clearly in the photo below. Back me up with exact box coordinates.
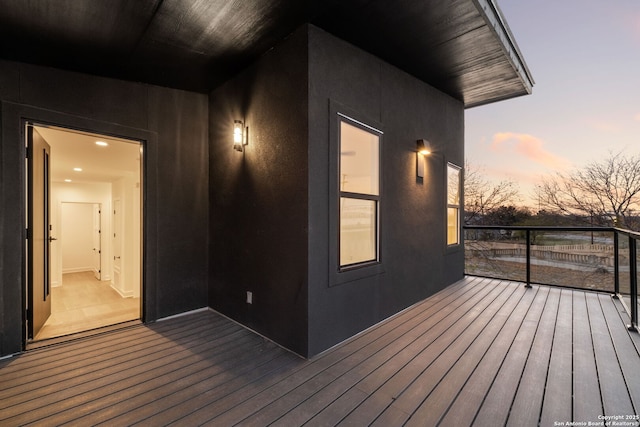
[28,126,52,339]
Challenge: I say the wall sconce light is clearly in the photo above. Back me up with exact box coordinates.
[234,120,245,151]
[416,139,432,178]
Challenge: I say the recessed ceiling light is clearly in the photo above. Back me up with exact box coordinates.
[64,179,72,182]
[96,141,108,147]
[73,167,83,172]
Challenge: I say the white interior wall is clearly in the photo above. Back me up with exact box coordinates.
[51,181,112,286]
[111,173,141,298]
[61,203,93,272]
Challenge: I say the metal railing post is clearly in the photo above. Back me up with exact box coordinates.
[629,235,638,331]
[614,232,619,296]
[525,229,532,288]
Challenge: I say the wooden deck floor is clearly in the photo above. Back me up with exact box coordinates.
[2,276,640,426]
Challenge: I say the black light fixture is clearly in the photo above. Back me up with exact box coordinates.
[417,139,431,155]
[416,139,432,178]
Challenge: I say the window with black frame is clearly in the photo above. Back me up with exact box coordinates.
[338,117,381,269]
[447,163,462,246]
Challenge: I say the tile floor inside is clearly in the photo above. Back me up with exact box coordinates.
[34,271,139,341]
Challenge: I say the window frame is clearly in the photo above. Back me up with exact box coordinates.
[328,101,385,286]
[446,162,462,247]
[338,116,382,270]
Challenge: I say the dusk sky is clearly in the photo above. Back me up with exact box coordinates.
[465,0,640,208]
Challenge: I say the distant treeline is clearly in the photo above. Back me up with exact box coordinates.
[465,205,640,231]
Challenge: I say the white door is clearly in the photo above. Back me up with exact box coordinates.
[92,203,101,280]
[113,199,122,289]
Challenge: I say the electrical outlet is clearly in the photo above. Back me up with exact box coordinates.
[246,291,253,304]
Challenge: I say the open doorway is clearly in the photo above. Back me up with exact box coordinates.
[26,124,143,341]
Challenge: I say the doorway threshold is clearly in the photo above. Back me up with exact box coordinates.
[26,320,142,351]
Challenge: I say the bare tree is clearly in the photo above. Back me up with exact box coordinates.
[535,151,640,229]
[464,160,520,224]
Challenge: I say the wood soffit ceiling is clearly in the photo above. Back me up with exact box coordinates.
[0,0,533,108]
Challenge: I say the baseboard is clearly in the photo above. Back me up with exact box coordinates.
[110,283,133,298]
[156,307,209,322]
[62,267,93,274]
[208,307,306,359]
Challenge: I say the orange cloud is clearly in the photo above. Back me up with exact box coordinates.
[490,132,571,171]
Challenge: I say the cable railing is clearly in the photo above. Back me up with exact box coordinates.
[464,225,639,331]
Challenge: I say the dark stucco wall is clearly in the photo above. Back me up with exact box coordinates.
[0,60,208,356]
[307,26,465,356]
[147,86,209,317]
[208,28,309,356]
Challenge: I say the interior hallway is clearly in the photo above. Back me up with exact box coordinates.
[34,271,139,341]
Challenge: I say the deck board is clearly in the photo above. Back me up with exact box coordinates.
[122,352,299,426]
[471,286,550,426]
[2,323,246,424]
[0,316,232,405]
[599,294,640,407]
[0,318,235,401]
[179,277,496,426]
[586,293,635,416]
[391,281,523,425]
[573,291,604,421]
[404,282,528,426]
[1,278,639,427]
[327,278,505,425]
[437,285,541,426]
[1,312,214,375]
[506,287,561,426]
[539,289,573,426]
[47,332,273,425]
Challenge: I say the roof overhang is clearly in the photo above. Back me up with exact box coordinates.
[0,0,532,108]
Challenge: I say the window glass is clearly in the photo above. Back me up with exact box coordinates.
[340,121,379,195]
[447,163,461,246]
[340,198,377,266]
[448,166,460,205]
[339,117,381,268]
[447,207,459,245]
